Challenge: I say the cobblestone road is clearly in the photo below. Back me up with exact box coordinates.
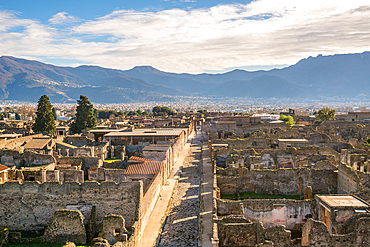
[159,138,202,247]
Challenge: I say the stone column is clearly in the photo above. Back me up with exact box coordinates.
[239,164,243,177]
[110,146,114,159]
[250,163,254,170]
[66,149,70,157]
[58,149,61,156]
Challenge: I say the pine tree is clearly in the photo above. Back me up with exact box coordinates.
[33,95,56,134]
[70,95,97,134]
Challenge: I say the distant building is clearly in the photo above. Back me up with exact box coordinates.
[347,112,370,121]
[252,114,280,121]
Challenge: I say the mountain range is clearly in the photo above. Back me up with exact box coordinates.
[1,52,370,103]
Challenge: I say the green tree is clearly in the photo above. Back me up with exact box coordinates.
[279,114,295,127]
[33,95,56,134]
[52,107,57,120]
[127,110,139,116]
[317,107,336,121]
[70,95,97,134]
[152,106,175,116]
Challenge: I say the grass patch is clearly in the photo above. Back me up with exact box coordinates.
[104,159,121,163]
[221,194,238,200]
[221,192,301,200]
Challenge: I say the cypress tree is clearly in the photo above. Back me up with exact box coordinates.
[33,95,56,134]
[70,95,96,134]
[52,107,57,120]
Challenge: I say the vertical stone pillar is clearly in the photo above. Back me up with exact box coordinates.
[58,149,61,156]
[41,170,47,183]
[353,162,358,171]
[216,187,221,199]
[304,186,313,200]
[66,149,70,157]
[360,164,364,172]
[110,146,114,159]
[239,202,245,215]
[228,163,234,176]
[239,164,243,177]
[250,163,254,170]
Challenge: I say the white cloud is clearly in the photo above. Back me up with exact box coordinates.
[49,12,79,25]
[1,1,370,73]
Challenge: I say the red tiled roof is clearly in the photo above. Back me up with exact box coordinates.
[129,156,156,162]
[124,160,163,175]
[0,164,10,172]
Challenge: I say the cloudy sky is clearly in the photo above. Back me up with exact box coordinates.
[1,0,370,73]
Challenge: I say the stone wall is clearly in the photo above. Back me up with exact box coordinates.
[60,170,84,184]
[104,169,127,183]
[337,163,363,194]
[217,168,338,195]
[63,136,93,147]
[57,157,83,167]
[301,216,370,247]
[42,209,86,244]
[217,198,314,229]
[216,215,292,247]
[88,166,105,181]
[210,122,286,135]
[140,163,166,237]
[0,150,55,168]
[73,147,93,157]
[0,181,142,231]
[0,134,43,151]
[83,157,103,170]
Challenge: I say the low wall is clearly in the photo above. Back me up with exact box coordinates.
[216,198,315,229]
[140,166,163,236]
[0,181,142,231]
[217,168,338,195]
[0,150,56,168]
[337,163,363,194]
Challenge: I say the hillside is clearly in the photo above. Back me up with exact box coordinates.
[1,52,370,102]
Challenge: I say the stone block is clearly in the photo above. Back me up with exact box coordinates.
[43,209,86,244]
[99,215,128,245]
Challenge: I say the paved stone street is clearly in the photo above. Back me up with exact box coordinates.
[159,137,202,247]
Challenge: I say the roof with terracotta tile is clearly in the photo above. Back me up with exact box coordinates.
[129,156,156,163]
[0,164,10,172]
[124,160,162,175]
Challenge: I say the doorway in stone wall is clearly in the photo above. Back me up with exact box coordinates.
[298,177,303,194]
